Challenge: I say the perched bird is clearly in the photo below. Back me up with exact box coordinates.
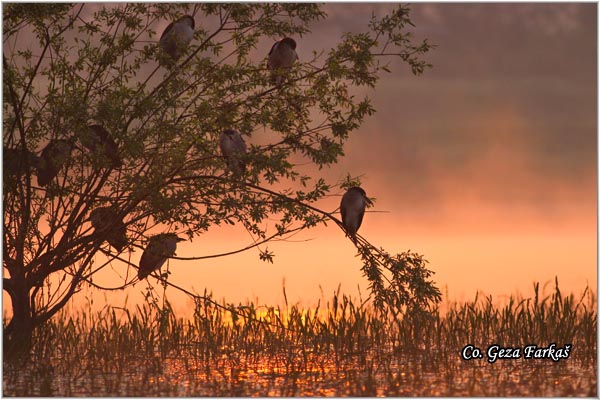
[89,206,128,252]
[159,15,195,62]
[138,233,185,280]
[219,129,247,176]
[340,186,373,241]
[37,139,73,187]
[79,124,121,168]
[267,37,298,86]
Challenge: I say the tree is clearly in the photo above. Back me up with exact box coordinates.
[3,3,440,357]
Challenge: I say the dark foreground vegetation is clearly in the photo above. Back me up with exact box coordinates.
[3,282,597,396]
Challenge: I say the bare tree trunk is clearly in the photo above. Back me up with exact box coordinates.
[4,275,33,360]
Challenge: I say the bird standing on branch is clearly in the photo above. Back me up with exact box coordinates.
[267,37,298,86]
[37,139,73,187]
[340,186,373,242]
[89,206,128,252]
[159,15,195,63]
[79,124,121,168]
[138,233,185,280]
[219,129,247,177]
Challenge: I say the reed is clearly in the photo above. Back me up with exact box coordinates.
[3,281,596,396]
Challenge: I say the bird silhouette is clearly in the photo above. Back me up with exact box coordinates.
[340,186,373,242]
[267,37,298,86]
[138,233,185,280]
[89,206,128,252]
[219,129,247,176]
[37,139,73,187]
[79,124,121,168]
[160,15,195,63]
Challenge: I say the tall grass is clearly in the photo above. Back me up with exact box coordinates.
[3,281,596,396]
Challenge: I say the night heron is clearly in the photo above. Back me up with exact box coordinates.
[79,124,121,168]
[267,37,298,86]
[89,206,128,252]
[340,186,373,241]
[160,15,195,62]
[138,233,185,280]
[219,129,247,176]
[37,139,73,187]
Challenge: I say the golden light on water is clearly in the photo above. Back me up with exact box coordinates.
[2,3,595,317]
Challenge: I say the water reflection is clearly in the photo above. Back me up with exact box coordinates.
[4,285,597,396]
[4,350,596,396]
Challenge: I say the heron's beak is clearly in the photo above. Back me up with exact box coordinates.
[176,237,186,242]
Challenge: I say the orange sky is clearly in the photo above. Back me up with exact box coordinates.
[3,3,597,316]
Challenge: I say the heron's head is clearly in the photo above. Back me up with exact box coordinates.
[223,129,239,141]
[164,233,186,242]
[179,15,195,30]
[281,37,297,50]
[83,124,109,143]
[45,138,75,161]
[88,210,102,226]
[88,206,119,225]
[348,186,373,207]
[87,124,105,132]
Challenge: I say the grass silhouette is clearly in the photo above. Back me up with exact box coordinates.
[3,280,596,396]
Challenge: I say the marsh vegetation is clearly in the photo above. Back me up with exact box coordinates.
[3,281,596,396]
